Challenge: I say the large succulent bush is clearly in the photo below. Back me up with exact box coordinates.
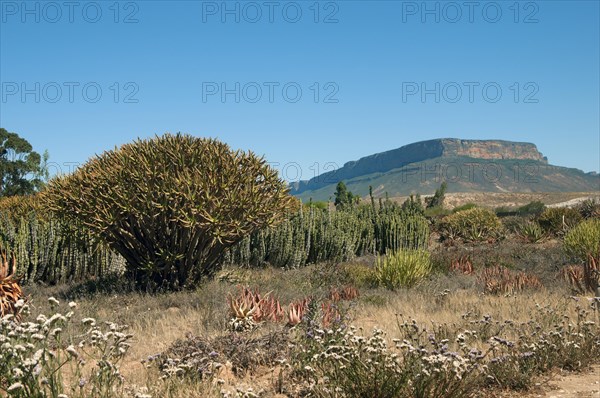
[375,249,431,289]
[440,207,503,242]
[563,218,600,293]
[44,133,297,290]
[563,218,600,262]
[537,207,583,236]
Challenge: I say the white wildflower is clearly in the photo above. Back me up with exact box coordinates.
[8,383,23,391]
[66,345,78,358]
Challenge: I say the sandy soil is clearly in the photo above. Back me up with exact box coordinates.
[541,366,600,398]
[388,192,600,210]
[503,365,600,398]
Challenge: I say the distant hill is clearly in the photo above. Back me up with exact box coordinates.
[290,138,600,202]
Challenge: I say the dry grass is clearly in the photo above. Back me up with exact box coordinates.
[15,240,600,397]
[386,192,600,210]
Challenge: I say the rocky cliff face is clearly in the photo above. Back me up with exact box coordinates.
[290,138,547,194]
[439,139,547,162]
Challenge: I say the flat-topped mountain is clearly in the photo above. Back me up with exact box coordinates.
[290,138,598,202]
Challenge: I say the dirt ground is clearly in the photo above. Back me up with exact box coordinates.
[505,365,600,398]
[389,192,600,210]
[542,366,600,398]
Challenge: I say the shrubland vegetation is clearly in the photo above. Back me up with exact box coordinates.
[1,132,599,397]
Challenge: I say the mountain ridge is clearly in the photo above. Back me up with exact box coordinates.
[290,138,599,201]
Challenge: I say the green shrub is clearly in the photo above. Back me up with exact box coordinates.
[501,215,528,234]
[44,133,297,290]
[452,202,477,213]
[574,199,600,219]
[375,249,431,289]
[494,206,516,216]
[440,208,504,242]
[518,221,546,243]
[0,298,132,398]
[339,262,378,288]
[424,206,451,218]
[563,218,600,261]
[303,200,328,211]
[517,200,546,216]
[537,207,583,236]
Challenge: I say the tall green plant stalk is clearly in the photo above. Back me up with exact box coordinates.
[224,204,430,269]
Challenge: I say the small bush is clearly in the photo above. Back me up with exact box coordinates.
[147,330,291,380]
[495,206,517,216]
[449,255,474,274]
[518,221,546,243]
[537,207,583,236]
[560,265,587,294]
[304,200,328,211]
[375,249,431,289]
[501,215,528,234]
[297,326,482,398]
[564,218,600,261]
[574,199,600,219]
[478,266,542,294]
[424,206,451,218]
[517,200,546,216]
[452,203,477,213]
[0,298,132,398]
[563,219,600,292]
[440,208,504,242]
[339,262,378,289]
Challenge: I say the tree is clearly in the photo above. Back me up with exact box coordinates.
[0,128,48,197]
[334,181,357,209]
[426,181,447,209]
[44,133,298,290]
[402,194,425,215]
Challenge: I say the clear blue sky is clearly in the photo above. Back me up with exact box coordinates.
[1,0,599,182]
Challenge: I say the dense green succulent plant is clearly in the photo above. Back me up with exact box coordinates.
[43,133,298,290]
[224,202,430,269]
[563,218,600,262]
[537,207,583,236]
[439,207,504,242]
[0,194,122,284]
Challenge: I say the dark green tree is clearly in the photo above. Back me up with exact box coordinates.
[0,128,48,197]
[402,194,425,215]
[426,181,447,209]
[334,181,357,209]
